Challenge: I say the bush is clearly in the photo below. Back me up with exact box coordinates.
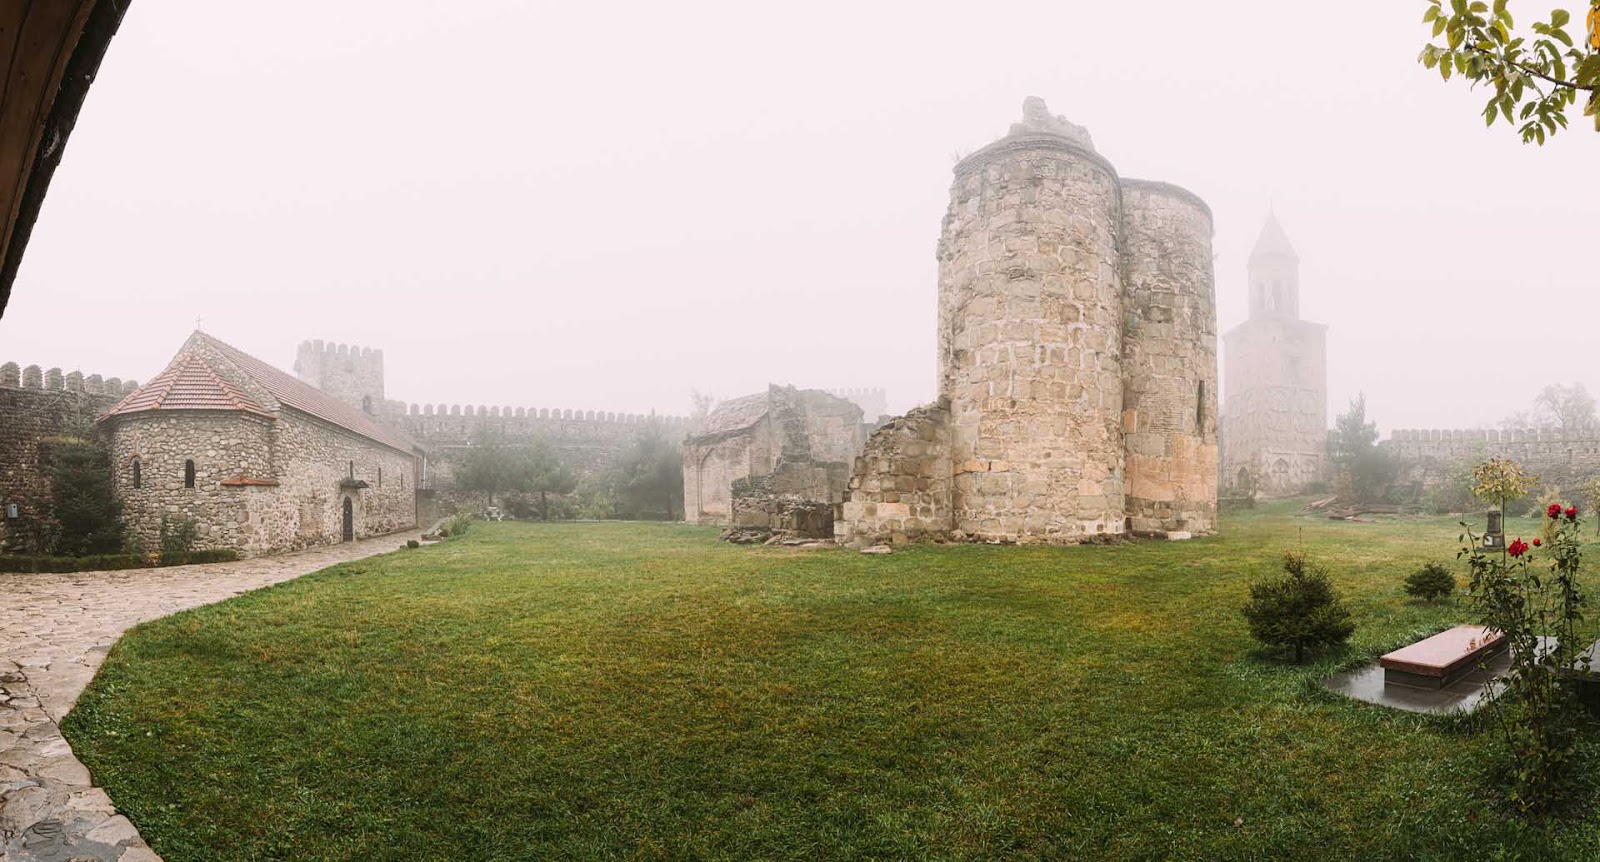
[1404,561,1458,602]
[159,513,199,557]
[45,437,124,556]
[441,511,473,538]
[1241,551,1356,663]
[407,539,421,549]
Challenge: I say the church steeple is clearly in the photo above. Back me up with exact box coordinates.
[1248,211,1300,319]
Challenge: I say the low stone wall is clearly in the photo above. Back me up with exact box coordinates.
[837,400,953,546]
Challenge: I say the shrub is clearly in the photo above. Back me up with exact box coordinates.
[442,511,473,538]
[0,549,237,573]
[407,539,421,549]
[1241,551,1356,663]
[159,513,199,557]
[1404,561,1458,602]
[45,437,124,556]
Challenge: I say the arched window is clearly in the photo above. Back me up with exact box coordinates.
[1196,381,1206,430]
[362,395,373,414]
[131,458,142,489]
[184,459,195,488]
[348,460,355,480]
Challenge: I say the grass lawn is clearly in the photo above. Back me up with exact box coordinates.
[63,504,1600,861]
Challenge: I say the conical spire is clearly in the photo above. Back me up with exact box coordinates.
[1249,210,1298,264]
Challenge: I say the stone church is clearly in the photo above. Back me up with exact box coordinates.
[98,332,423,556]
[1220,214,1329,496]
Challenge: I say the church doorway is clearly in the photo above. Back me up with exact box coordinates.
[342,497,354,542]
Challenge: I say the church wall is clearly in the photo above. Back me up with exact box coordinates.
[109,412,274,554]
[268,411,418,550]
[1120,181,1219,535]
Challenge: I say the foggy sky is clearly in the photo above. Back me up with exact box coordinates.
[0,0,1592,434]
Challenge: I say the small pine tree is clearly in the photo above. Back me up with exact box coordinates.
[1242,551,1356,663]
[1404,561,1458,602]
[46,438,124,556]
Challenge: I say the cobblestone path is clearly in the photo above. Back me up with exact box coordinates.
[0,531,424,861]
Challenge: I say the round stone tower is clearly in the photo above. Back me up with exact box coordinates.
[1120,180,1218,536]
[936,98,1127,542]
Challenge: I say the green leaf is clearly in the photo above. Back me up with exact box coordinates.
[1485,101,1499,124]
[1435,16,1449,36]
[1552,8,1571,27]
[1425,5,1440,22]
[1469,1,1488,11]
[1553,29,1573,46]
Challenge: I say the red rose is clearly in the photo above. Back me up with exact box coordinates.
[1548,504,1563,519]
[1509,539,1529,557]
[1533,538,1542,547]
[1567,506,1578,521]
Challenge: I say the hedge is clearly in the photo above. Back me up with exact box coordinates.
[0,549,240,573]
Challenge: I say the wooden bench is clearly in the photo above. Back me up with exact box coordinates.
[1380,625,1505,690]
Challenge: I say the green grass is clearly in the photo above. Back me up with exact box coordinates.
[62,504,1600,861]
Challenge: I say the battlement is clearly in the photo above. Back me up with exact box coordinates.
[394,402,687,426]
[295,338,386,412]
[1386,428,1600,447]
[0,361,136,395]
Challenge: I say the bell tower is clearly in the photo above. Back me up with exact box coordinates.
[1222,212,1328,496]
[1248,211,1300,319]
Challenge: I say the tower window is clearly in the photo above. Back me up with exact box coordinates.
[378,467,383,488]
[362,395,373,414]
[132,458,142,489]
[1197,381,1206,430]
[184,459,195,488]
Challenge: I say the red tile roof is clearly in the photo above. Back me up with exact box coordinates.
[100,350,271,418]
[101,332,421,457]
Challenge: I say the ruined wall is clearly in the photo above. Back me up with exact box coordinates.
[1120,181,1219,536]
[837,400,953,546]
[682,386,864,529]
[829,388,889,421]
[683,414,773,525]
[937,132,1127,542]
[0,361,134,553]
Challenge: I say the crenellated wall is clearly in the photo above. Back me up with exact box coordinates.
[1384,428,1600,492]
[0,360,137,553]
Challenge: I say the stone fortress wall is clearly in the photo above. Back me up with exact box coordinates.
[293,339,688,499]
[1383,427,1600,491]
[840,97,1218,546]
[0,361,136,552]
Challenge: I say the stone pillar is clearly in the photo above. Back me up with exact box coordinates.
[937,129,1125,542]
[1120,180,1218,536]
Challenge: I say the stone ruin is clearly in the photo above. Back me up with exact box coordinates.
[836,97,1220,546]
[682,385,869,543]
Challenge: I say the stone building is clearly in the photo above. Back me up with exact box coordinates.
[683,385,866,535]
[1220,214,1328,496]
[837,97,1219,546]
[98,332,423,556]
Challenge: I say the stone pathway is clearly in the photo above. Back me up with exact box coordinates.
[0,532,424,862]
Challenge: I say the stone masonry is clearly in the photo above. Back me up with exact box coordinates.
[839,97,1219,546]
[0,364,136,554]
